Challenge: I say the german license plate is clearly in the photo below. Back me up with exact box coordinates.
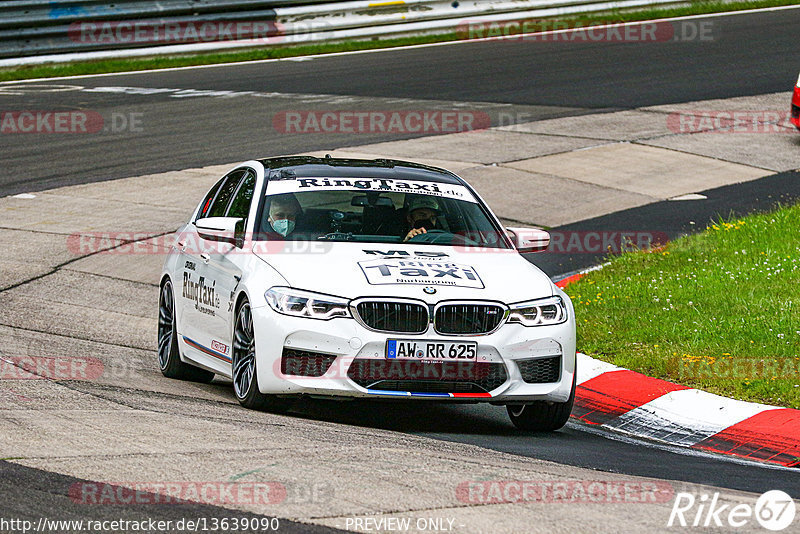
[386,339,477,361]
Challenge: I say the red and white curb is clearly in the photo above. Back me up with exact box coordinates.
[556,274,800,468]
[573,354,800,467]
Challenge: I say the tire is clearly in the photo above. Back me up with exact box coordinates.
[506,372,576,431]
[232,298,294,413]
[158,279,215,383]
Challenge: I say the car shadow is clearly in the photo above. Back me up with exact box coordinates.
[209,376,571,438]
[282,397,534,436]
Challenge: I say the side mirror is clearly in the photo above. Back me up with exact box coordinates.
[195,217,245,247]
[234,218,246,249]
[506,227,550,253]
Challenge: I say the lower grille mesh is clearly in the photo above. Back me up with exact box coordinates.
[347,359,508,393]
[516,356,562,383]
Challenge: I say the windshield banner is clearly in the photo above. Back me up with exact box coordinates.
[265,177,476,202]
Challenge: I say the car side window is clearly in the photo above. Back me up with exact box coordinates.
[226,170,256,220]
[206,170,245,218]
[197,177,226,220]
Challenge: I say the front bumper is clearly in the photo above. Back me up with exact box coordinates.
[252,300,576,403]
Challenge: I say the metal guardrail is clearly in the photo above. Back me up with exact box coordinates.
[0,0,331,57]
[0,0,677,64]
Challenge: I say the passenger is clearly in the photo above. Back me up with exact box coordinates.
[263,193,302,239]
[403,196,440,242]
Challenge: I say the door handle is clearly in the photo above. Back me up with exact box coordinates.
[200,253,210,263]
[177,240,186,251]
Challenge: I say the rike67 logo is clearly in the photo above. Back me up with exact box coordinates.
[668,490,796,531]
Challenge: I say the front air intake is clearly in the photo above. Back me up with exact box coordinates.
[280,349,337,377]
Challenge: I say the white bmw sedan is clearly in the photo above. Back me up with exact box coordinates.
[159,156,576,430]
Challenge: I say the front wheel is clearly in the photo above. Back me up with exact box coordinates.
[232,299,293,413]
[506,372,576,431]
[158,280,215,383]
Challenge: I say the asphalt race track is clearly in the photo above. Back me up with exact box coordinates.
[2,7,800,532]
[0,461,345,534]
[1,8,799,195]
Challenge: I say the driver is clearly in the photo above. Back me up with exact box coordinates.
[403,196,440,242]
[263,193,302,239]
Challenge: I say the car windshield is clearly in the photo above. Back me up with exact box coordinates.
[256,176,511,249]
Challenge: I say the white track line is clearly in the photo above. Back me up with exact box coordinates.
[2,5,799,84]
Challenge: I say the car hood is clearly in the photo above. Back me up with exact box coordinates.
[253,242,554,304]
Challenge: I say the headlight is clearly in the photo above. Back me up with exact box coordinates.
[265,287,350,320]
[507,296,567,326]
[796,72,800,87]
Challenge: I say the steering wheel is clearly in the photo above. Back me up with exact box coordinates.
[408,229,483,246]
[407,229,453,244]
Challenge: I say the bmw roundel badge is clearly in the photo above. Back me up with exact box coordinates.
[423,287,436,295]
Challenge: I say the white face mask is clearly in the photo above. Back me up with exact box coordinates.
[270,219,295,237]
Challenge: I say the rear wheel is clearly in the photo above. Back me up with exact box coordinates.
[158,280,215,383]
[232,298,293,413]
[506,372,576,431]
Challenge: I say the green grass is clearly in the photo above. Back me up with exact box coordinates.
[563,201,800,408]
[0,0,797,82]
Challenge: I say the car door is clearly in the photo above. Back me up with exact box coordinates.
[175,174,224,344]
[178,169,246,372]
[198,168,257,367]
